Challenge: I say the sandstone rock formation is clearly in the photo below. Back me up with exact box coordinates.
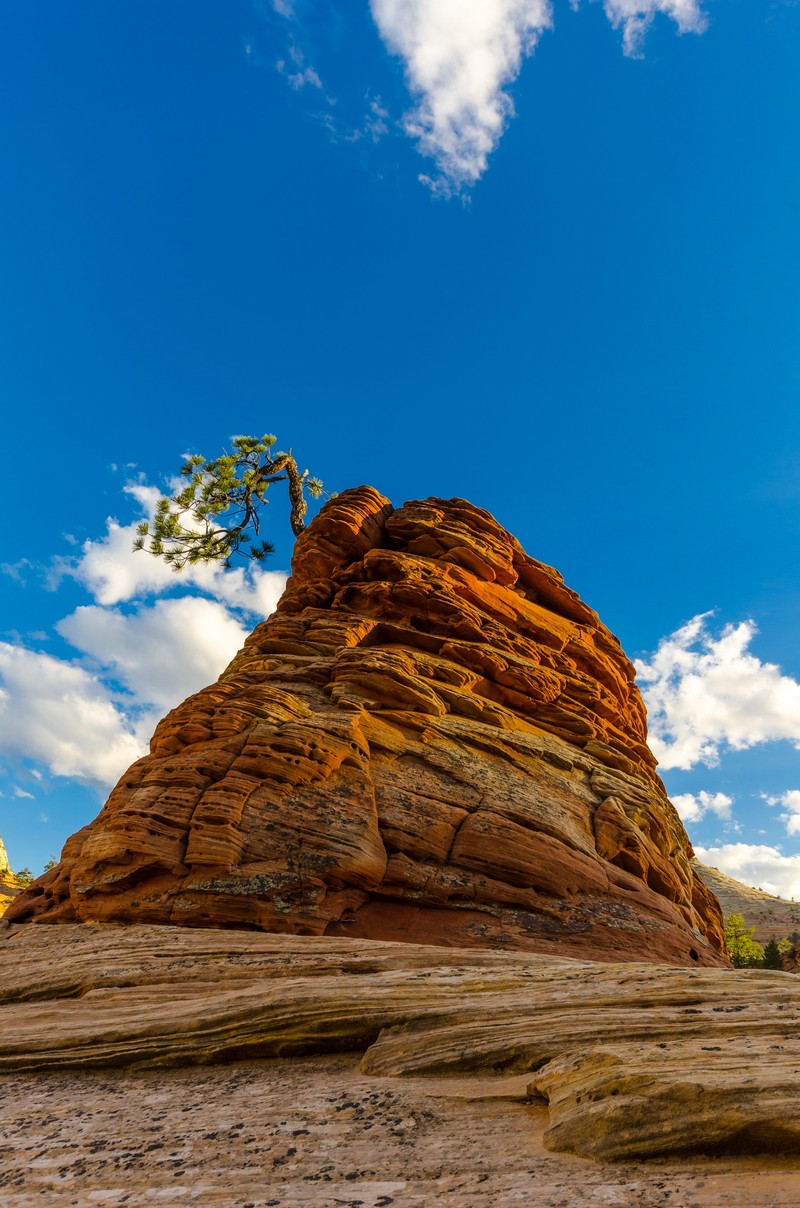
[8,488,724,966]
[2,923,798,1166]
[0,839,22,915]
[0,879,20,916]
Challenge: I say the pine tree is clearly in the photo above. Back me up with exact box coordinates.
[763,938,783,970]
[133,435,324,569]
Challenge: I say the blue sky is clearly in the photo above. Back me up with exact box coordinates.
[2,0,800,897]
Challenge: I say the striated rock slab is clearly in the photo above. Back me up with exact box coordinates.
[9,488,724,967]
[2,923,799,1166]
[10,1059,800,1207]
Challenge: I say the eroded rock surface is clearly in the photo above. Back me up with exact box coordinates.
[9,488,723,966]
[2,924,799,1167]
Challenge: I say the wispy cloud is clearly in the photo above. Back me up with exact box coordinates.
[370,0,552,195]
[602,0,707,58]
[1,558,34,585]
[636,613,800,770]
[369,0,706,193]
[277,44,323,91]
[265,0,708,192]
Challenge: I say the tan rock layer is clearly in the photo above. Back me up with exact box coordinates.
[1,924,797,1162]
[8,488,724,966]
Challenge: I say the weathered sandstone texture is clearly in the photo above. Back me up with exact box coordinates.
[0,878,20,916]
[9,488,724,966]
[2,923,800,1170]
[0,837,20,914]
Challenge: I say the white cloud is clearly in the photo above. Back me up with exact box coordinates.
[53,483,287,616]
[278,45,323,91]
[0,643,148,789]
[764,790,800,838]
[12,787,35,800]
[1,558,33,585]
[370,0,552,193]
[57,597,249,712]
[0,479,290,797]
[671,789,733,824]
[695,842,800,901]
[274,35,324,91]
[602,0,706,58]
[369,0,706,192]
[636,613,800,770]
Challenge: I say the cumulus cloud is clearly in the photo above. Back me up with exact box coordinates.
[0,643,148,789]
[57,598,249,712]
[53,484,287,616]
[695,842,800,901]
[671,790,733,825]
[369,0,706,192]
[1,479,290,796]
[636,613,800,770]
[764,790,800,838]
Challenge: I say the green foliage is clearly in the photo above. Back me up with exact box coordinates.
[763,938,784,969]
[724,912,765,968]
[14,867,33,887]
[43,856,58,872]
[134,434,325,569]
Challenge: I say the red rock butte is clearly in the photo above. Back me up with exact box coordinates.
[9,488,726,966]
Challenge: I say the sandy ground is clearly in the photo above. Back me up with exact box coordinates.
[2,1055,800,1208]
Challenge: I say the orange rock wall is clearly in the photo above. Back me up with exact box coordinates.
[9,489,726,966]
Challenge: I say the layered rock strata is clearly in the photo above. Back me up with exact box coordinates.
[2,924,798,1163]
[8,488,724,966]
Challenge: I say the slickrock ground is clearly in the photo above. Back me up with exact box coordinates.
[9,489,724,968]
[2,925,800,1206]
[695,860,800,946]
[6,1057,800,1208]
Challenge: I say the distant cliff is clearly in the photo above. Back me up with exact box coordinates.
[694,860,800,946]
[0,838,22,914]
[9,488,725,967]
